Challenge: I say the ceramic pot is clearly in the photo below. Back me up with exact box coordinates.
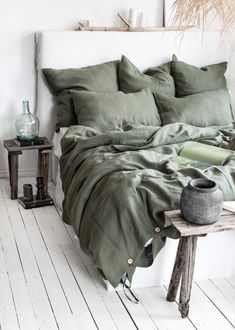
[180,178,223,225]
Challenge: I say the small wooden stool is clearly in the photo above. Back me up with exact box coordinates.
[164,207,235,318]
[4,138,53,199]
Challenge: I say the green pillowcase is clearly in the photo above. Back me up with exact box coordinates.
[43,60,119,130]
[55,91,77,132]
[118,55,175,96]
[71,89,161,132]
[43,60,119,94]
[172,58,227,97]
[154,88,232,127]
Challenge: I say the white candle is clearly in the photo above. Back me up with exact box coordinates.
[139,12,145,27]
[129,8,138,27]
[86,19,95,27]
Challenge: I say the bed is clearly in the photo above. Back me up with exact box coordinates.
[36,30,235,290]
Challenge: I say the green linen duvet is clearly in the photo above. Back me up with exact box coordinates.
[60,123,235,288]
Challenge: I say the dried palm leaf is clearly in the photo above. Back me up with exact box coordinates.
[170,0,235,34]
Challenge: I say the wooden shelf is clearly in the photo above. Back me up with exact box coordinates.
[75,25,197,32]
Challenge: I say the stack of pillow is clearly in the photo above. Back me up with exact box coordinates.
[43,54,233,132]
[156,57,231,127]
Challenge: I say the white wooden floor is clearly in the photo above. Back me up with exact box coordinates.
[0,178,235,330]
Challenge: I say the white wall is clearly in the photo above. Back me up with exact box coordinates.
[0,0,163,177]
[0,0,235,179]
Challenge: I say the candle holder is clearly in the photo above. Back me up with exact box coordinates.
[18,177,53,209]
[36,176,46,200]
[23,184,33,202]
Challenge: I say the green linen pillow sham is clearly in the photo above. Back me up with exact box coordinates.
[172,58,227,97]
[42,60,119,130]
[118,55,175,96]
[71,89,161,132]
[43,60,119,95]
[55,91,77,131]
[154,88,232,127]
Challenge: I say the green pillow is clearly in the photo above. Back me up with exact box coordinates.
[118,55,175,96]
[71,89,161,132]
[154,88,232,127]
[43,60,119,130]
[43,61,119,94]
[172,59,227,97]
[55,91,77,132]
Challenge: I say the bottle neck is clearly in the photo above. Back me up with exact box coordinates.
[22,101,30,114]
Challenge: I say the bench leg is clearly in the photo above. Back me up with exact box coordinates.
[8,152,20,200]
[38,150,50,195]
[178,236,197,318]
[167,238,188,302]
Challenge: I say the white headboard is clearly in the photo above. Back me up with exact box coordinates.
[36,30,231,139]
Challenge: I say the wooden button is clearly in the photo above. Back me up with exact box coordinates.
[155,227,161,233]
[128,258,133,265]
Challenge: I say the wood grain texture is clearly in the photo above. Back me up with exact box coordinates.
[178,236,197,318]
[0,179,234,329]
[167,238,186,302]
[4,137,53,152]
[8,152,21,199]
[38,150,50,195]
[165,204,235,319]
[4,138,52,199]
[164,209,235,236]
[76,24,196,32]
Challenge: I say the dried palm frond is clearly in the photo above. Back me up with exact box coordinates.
[171,0,235,34]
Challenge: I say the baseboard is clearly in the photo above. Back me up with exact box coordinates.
[0,168,38,179]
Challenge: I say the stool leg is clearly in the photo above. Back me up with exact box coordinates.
[8,152,19,200]
[167,238,189,302]
[38,150,49,195]
[179,236,197,318]
[8,153,12,187]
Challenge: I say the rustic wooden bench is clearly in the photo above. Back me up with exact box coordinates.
[164,204,235,318]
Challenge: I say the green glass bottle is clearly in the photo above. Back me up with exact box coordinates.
[15,101,39,141]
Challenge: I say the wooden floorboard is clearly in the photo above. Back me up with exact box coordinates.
[187,283,234,329]
[0,239,19,330]
[5,199,58,330]
[87,265,137,329]
[32,206,98,330]
[0,178,234,330]
[0,199,38,330]
[197,278,235,327]
[34,205,123,330]
[134,286,195,330]
[17,204,78,329]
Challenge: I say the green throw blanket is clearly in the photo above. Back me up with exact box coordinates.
[60,123,235,287]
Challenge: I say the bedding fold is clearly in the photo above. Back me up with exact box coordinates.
[60,122,235,287]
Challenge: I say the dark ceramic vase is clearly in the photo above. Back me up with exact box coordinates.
[180,178,223,225]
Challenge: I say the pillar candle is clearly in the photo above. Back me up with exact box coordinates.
[139,12,145,27]
[129,8,138,27]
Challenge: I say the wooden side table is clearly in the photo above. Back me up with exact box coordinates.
[4,137,53,200]
[164,207,235,318]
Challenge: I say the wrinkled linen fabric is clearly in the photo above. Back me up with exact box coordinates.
[60,122,235,287]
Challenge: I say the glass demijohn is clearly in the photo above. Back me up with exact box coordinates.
[15,101,39,141]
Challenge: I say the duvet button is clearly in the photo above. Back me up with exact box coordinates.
[155,227,161,233]
[128,258,133,265]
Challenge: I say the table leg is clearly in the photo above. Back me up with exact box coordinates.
[38,150,50,195]
[8,152,20,200]
[178,236,197,318]
[167,238,188,302]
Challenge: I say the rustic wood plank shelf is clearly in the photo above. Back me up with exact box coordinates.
[75,25,196,32]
